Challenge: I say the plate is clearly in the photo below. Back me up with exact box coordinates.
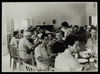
[77,59,88,63]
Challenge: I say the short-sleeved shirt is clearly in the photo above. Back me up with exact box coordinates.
[10,37,18,47]
[34,44,49,70]
[18,38,32,59]
[55,49,82,71]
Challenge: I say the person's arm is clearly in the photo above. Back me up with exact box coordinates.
[31,43,40,50]
[26,39,38,50]
[37,56,49,62]
[37,54,56,62]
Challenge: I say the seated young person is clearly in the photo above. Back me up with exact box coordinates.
[55,35,90,71]
[18,31,36,61]
[34,34,56,71]
[51,30,66,54]
[10,31,19,47]
[85,27,97,58]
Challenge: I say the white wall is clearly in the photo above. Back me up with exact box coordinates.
[2,3,8,55]
[86,2,97,26]
[3,2,86,32]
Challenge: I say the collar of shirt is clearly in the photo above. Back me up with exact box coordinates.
[64,49,72,55]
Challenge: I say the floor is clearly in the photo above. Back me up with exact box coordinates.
[2,53,24,72]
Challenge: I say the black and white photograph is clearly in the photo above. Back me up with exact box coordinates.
[2,2,98,72]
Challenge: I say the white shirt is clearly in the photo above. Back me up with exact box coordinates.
[55,49,82,71]
[34,44,49,70]
[10,37,18,47]
[61,28,71,40]
[18,38,32,59]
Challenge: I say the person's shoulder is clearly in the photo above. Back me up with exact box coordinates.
[55,53,64,61]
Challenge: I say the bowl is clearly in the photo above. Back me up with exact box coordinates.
[79,51,90,58]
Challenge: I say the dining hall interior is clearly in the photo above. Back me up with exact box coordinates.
[2,2,98,72]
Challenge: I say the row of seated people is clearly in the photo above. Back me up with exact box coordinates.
[9,21,97,71]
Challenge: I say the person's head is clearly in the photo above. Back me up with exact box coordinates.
[73,25,79,30]
[61,21,69,29]
[24,31,32,40]
[33,30,39,36]
[65,35,80,53]
[90,27,97,39]
[13,31,19,38]
[55,30,63,41]
[48,33,54,40]
[21,30,24,34]
[41,34,49,45]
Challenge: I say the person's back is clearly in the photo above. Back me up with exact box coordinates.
[55,49,80,71]
[10,37,18,46]
[18,31,33,60]
[55,35,84,71]
[18,38,32,59]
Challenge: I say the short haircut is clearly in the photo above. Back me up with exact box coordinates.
[13,31,19,37]
[41,33,48,40]
[21,30,24,34]
[65,35,79,48]
[61,21,69,27]
[74,25,79,29]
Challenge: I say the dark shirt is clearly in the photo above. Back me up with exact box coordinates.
[51,40,66,54]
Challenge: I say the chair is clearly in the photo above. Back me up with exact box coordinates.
[23,62,38,72]
[9,45,30,71]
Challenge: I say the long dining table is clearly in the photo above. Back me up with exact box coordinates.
[76,50,98,71]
